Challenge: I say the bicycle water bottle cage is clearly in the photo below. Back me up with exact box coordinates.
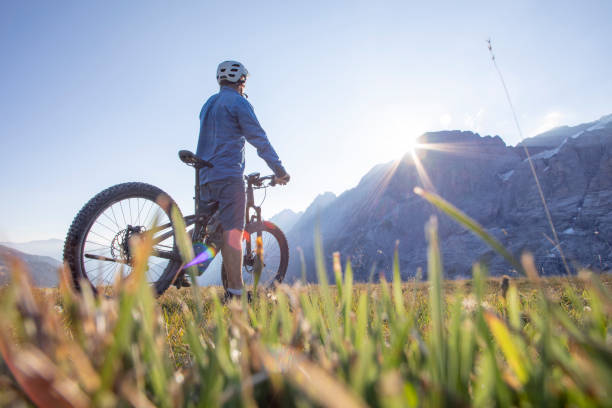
[178,150,213,169]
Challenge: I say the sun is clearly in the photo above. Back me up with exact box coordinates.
[405,135,420,154]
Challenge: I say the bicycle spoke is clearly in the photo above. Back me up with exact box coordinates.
[94,219,118,236]
[147,208,166,231]
[239,228,283,286]
[83,247,111,254]
[88,229,113,243]
[110,205,121,230]
[89,262,115,285]
[143,200,155,228]
[79,190,179,292]
[85,239,109,247]
[119,200,127,226]
[102,210,121,231]
[99,264,117,286]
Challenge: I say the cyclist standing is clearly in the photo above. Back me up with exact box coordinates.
[190,60,289,299]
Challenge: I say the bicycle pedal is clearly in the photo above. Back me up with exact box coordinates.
[174,273,191,288]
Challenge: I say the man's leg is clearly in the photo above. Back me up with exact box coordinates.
[222,228,244,290]
[211,178,246,294]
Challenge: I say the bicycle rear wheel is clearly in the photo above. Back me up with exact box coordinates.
[63,182,182,296]
[222,221,289,290]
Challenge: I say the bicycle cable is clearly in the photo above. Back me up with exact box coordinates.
[258,185,268,207]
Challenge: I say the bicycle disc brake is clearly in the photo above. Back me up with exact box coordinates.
[110,225,145,264]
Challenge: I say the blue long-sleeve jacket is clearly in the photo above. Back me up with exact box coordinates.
[196,86,286,184]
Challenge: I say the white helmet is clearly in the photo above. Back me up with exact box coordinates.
[216,60,249,84]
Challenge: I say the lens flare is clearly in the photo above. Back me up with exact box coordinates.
[410,146,436,193]
[185,244,218,268]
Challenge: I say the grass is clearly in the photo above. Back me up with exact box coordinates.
[0,194,610,406]
[0,243,611,406]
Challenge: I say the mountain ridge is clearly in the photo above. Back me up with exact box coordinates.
[280,113,612,282]
[0,244,60,287]
[0,238,64,262]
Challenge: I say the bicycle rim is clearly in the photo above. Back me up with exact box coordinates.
[243,229,283,287]
[80,196,176,290]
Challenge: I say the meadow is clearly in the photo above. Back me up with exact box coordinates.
[1,190,611,407]
[1,223,611,407]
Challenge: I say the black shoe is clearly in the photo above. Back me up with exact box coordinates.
[223,290,253,304]
[173,273,191,288]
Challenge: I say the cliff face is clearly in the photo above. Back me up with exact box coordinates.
[284,115,612,281]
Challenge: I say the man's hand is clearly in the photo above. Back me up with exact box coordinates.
[274,174,290,185]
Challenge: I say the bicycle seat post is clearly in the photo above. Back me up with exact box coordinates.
[195,166,200,216]
[178,150,213,218]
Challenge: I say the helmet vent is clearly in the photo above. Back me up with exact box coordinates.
[216,60,248,84]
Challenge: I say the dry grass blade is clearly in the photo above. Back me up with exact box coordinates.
[0,257,91,408]
[2,345,90,408]
[119,381,157,408]
[255,344,368,408]
[1,216,611,407]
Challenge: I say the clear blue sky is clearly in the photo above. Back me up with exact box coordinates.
[1,0,611,242]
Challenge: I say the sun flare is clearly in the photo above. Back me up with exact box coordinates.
[406,136,420,154]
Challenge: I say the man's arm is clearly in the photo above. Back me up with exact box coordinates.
[236,99,288,178]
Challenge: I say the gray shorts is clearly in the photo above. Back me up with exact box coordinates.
[199,178,245,231]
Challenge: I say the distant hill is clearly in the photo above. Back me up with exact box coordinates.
[269,209,303,232]
[0,238,64,262]
[0,245,60,287]
[282,114,612,282]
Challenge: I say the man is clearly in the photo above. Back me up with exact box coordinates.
[194,60,289,299]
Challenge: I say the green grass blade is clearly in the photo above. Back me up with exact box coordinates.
[170,204,205,323]
[484,311,529,384]
[343,259,354,341]
[333,252,343,300]
[426,217,446,386]
[507,283,521,331]
[392,243,406,320]
[313,222,342,348]
[414,187,524,274]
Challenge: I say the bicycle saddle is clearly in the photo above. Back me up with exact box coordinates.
[178,150,213,169]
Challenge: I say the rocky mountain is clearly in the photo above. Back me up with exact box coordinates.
[518,114,612,148]
[0,245,61,287]
[283,114,612,282]
[0,238,64,262]
[269,209,304,232]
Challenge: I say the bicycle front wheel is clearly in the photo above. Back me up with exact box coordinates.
[63,182,182,296]
[222,221,289,290]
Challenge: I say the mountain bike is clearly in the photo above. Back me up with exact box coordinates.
[63,150,289,296]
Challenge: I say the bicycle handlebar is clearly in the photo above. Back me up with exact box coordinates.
[248,174,278,188]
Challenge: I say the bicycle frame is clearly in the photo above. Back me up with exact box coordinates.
[152,169,266,263]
